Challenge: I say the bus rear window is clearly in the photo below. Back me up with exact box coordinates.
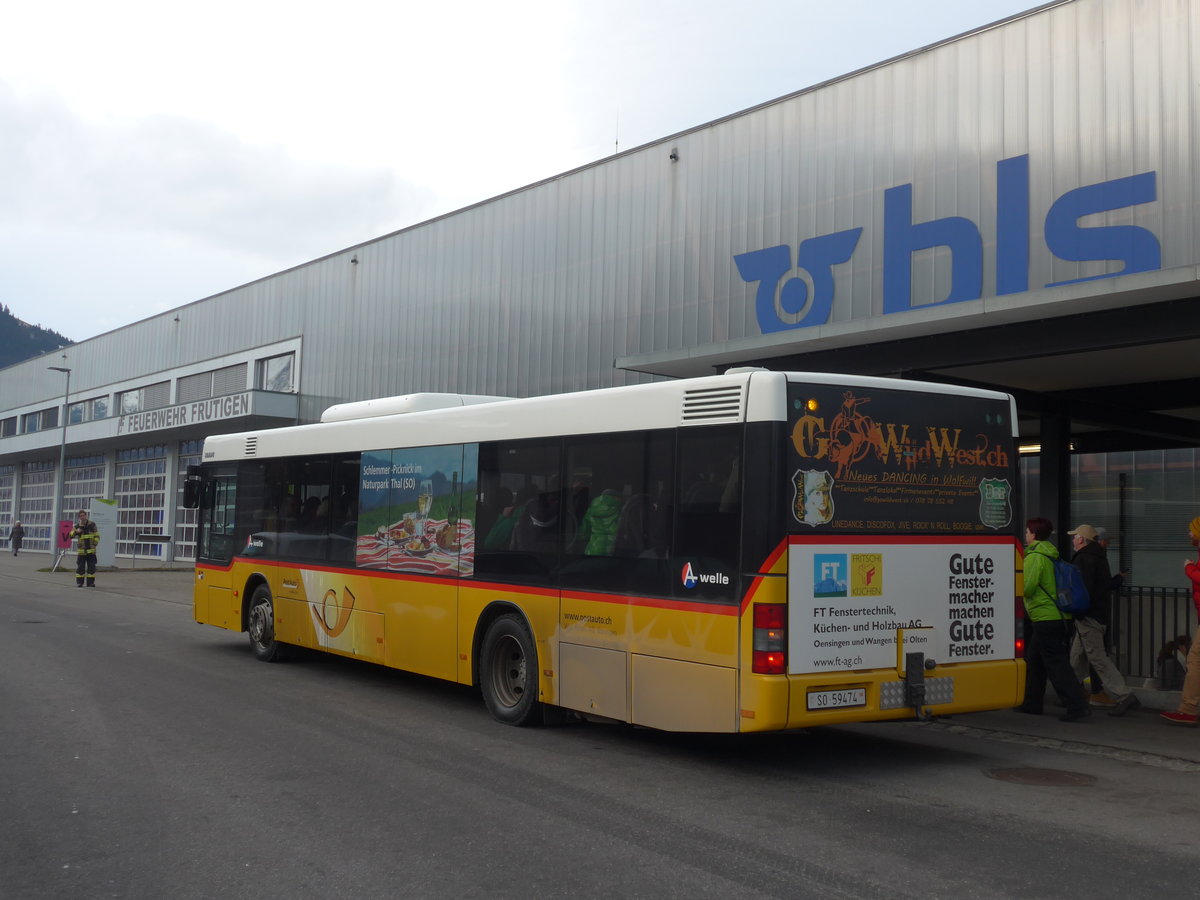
[785,384,1015,536]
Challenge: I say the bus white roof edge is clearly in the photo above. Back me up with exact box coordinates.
[198,372,1018,462]
[321,393,514,423]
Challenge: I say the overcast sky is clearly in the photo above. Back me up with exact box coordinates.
[1,0,1042,343]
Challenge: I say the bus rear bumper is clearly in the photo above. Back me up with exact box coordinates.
[738,659,1026,732]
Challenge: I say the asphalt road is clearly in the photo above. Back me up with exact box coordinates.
[2,569,1197,899]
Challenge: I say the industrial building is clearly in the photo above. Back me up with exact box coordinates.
[1,0,1197,602]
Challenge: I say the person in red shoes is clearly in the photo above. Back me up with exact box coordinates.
[1162,516,1200,726]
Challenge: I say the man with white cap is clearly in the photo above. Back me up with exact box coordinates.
[1068,524,1137,716]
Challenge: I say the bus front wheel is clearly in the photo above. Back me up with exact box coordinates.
[247,584,287,662]
[480,613,540,726]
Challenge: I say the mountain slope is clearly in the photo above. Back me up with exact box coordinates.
[0,305,72,369]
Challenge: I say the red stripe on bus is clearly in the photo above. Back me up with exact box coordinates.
[757,539,788,574]
[199,558,734,610]
[558,589,739,616]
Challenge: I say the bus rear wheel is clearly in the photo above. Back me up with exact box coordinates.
[480,613,540,726]
[247,584,287,662]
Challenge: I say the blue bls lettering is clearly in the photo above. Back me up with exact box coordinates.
[884,155,1161,312]
[882,183,983,315]
[734,229,862,333]
[737,155,1162,333]
[1043,172,1160,287]
[995,154,1031,296]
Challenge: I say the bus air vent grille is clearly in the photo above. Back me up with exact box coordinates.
[243,436,258,457]
[680,385,744,425]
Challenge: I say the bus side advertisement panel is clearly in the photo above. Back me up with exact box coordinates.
[356,444,478,576]
[788,539,1016,674]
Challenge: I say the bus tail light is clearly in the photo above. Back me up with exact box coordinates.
[753,603,787,675]
[1014,595,1025,659]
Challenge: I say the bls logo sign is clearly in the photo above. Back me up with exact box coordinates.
[735,154,1161,334]
[734,229,862,332]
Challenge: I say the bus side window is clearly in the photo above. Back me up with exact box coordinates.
[474,439,562,583]
[328,454,360,563]
[279,458,333,561]
[235,458,334,562]
[198,473,237,563]
[674,427,741,598]
[560,429,674,595]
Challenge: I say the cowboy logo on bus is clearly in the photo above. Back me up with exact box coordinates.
[792,468,835,526]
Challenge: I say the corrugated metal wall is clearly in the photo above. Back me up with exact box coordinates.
[3,0,1197,422]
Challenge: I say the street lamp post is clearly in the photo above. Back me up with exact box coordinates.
[47,365,71,559]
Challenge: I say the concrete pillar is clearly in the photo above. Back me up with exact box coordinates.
[1038,408,1072,556]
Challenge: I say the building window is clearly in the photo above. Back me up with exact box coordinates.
[118,390,140,415]
[64,457,106,522]
[179,364,247,403]
[18,462,55,553]
[213,363,247,395]
[257,353,295,392]
[174,440,204,562]
[22,407,58,433]
[0,469,13,541]
[69,397,111,425]
[117,381,170,414]
[177,372,213,403]
[1,417,16,437]
[115,449,168,558]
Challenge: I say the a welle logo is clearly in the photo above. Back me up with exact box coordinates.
[735,154,1161,333]
[680,562,730,589]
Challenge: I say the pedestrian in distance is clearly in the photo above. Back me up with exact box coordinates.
[1016,517,1090,722]
[1162,516,1200,726]
[69,509,100,588]
[1094,526,1127,594]
[1066,524,1137,716]
[1088,526,1130,703]
[9,520,23,556]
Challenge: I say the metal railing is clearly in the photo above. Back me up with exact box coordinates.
[1110,586,1193,682]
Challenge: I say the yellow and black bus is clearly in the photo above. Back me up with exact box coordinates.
[187,369,1025,731]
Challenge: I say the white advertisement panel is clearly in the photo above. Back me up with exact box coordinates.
[788,539,1015,675]
[88,499,118,568]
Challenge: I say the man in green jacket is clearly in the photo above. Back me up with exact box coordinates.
[1016,517,1089,721]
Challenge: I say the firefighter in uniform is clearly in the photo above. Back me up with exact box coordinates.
[70,509,100,587]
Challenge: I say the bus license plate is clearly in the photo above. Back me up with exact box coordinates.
[807,688,867,711]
